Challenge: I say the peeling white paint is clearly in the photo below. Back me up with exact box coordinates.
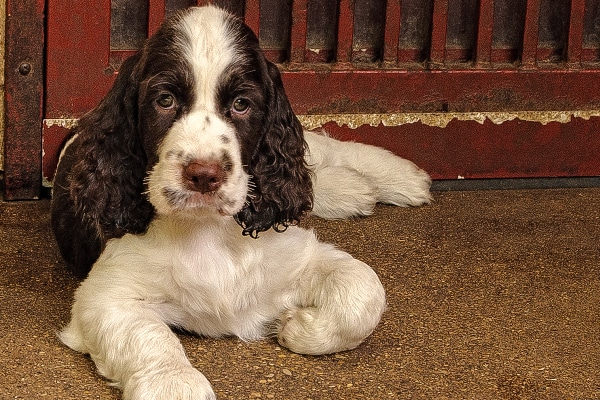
[297,110,600,130]
[44,118,79,130]
[42,111,600,133]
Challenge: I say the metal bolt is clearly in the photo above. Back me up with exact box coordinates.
[18,62,32,76]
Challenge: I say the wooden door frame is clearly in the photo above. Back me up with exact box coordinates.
[3,0,45,200]
[4,0,600,199]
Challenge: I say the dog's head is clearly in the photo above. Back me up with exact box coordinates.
[72,6,313,237]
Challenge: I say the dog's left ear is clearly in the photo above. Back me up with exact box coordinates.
[235,60,313,237]
[51,53,154,277]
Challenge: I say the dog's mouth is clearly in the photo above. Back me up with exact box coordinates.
[160,187,242,216]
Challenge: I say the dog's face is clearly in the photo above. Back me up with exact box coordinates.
[110,6,312,234]
[51,5,313,277]
[140,8,272,218]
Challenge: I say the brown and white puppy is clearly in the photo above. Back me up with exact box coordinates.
[54,6,431,399]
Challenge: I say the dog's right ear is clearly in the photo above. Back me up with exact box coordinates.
[51,53,154,278]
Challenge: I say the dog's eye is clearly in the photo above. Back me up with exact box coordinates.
[156,93,175,109]
[231,98,250,115]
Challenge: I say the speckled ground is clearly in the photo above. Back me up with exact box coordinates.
[1,188,599,399]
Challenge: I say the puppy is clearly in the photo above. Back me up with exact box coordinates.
[55,5,431,399]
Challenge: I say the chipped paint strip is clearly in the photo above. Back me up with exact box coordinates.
[44,118,79,130]
[297,110,600,130]
[44,111,600,132]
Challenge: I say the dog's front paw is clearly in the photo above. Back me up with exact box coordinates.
[277,307,361,355]
[124,368,216,400]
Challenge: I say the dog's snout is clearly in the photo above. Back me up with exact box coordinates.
[183,161,224,193]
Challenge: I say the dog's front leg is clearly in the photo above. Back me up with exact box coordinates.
[277,241,386,355]
[60,278,216,400]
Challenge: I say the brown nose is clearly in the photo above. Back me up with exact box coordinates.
[182,161,224,193]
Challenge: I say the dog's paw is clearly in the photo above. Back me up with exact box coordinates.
[277,307,361,355]
[124,368,216,400]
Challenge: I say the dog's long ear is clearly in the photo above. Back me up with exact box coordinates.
[51,54,154,278]
[235,60,314,237]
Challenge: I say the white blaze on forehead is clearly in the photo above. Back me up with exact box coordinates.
[145,7,251,217]
[177,6,240,113]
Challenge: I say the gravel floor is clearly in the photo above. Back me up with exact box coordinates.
[1,188,599,399]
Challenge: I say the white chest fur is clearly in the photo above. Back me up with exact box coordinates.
[93,213,320,340]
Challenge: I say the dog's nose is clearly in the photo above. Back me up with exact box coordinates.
[182,161,224,193]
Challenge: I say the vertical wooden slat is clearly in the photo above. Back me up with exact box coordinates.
[397,1,434,63]
[244,0,261,39]
[581,0,599,61]
[148,0,166,36]
[567,0,585,65]
[290,0,308,63]
[4,0,45,199]
[215,0,245,16]
[430,0,449,66]
[521,0,541,67]
[475,0,494,67]
[336,0,355,63]
[384,0,401,63]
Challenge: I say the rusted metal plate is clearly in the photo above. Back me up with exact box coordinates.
[3,0,45,199]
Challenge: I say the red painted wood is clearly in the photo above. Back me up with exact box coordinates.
[149,0,166,36]
[244,0,261,39]
[43,0,114,186]
[476,0,494,66]
[383,0,401,63]
[45,0,113,118]
[521,0,541,66]
[4,0,45,199]
[567,0,585,65]
[43,112,600,182]
[323,117,600,180]
[336,0,354,63]
[430,0,449,66]
[280,69,600,115]
[38,0,600,185]
[41,65,600,181]
[290,0,308,64]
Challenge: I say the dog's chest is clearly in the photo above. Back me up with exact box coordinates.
[157,225,292,338]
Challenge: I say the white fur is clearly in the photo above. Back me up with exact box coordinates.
[60,5,431,400]
[146,7,247,219]
[146,112,249,218]
[306,130,432,219]
[61,214,386,399]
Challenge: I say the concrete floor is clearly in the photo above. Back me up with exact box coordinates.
[1,188,599,399]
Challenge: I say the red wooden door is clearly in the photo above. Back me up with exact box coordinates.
[4,0,600,199]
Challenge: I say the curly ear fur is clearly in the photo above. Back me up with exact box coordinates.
[51,54,154,278]
[235,60,314,237]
